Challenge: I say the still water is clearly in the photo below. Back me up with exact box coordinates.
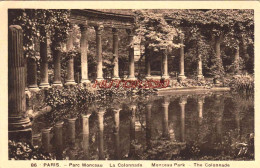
[32,91,254,160]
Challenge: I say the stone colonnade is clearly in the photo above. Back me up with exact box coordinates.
[26,23,210,91]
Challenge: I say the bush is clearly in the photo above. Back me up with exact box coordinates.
[228,75,254,93]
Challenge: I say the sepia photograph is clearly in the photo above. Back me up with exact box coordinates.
[4,3,257,167]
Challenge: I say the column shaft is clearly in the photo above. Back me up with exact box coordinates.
[178,35,186,80]
[145,49,151,78]
[39,27,50,88]
[53,47,62,86]
[95,25,104,81]
[197,53,204,80]
[8,25,32,140]
[112,28,120,79]
[127,29,136,80]
[113,109,121,159]
[162,101,169,138]
[80,25,90,83]
[27,57,39,90]
[65,29,76,85]
[97,110,105,159]
[161,49,169,79]
[54,122,63,159]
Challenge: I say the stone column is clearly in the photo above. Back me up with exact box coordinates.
[112,28,120,80]
[145,50,151,79]
[234,46,240,75]
[95,25,104,81]
[27,57,39,90]
[39,27,50,88]
[126,29,136,80]
[80,24,90,83]
[161,49,169,79]
[97,109,105,159]
[113,108,121,159]
[67,117,77,146]
[52,44,62,86]
[129,105,136,157]
[179,97,187,142]
[197,53,204,80]
[8,25,32,140]
[146,103,152,148]
[162,99,169,138]
[178,34,186,80]
[41,128,51,153]
[65,28,76,85]
[198,96,204,124]
[54,121,64,159]
[82,113,91,158]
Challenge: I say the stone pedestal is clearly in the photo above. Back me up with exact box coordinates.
[27,57,39,91]
[41,128,51,153]
[178,34,186,80]
[8,25,32,141]
[80,25,91,83]
[126,29,136,80]
[54,121,63,159]
[39,27,50,88]
[112,28,120,80]
[95,25,104,81]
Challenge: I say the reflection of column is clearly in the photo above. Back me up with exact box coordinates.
[8,25,32,140]
[65,28,76,85]
[54,121,63,159]
[215,94,223,142]
[112,28,120,80]
[68,117,77,146]
[82,113,91,158]
[161,49,169,79]
[95,25,104,81]
[146,103,152,148]
[179,98,187,142]
[41,128,51,153]
[80,24,90,83]
[97,109,105,160]
[162,100,169,138]
[113,108,121,159]
[129,105,136,157]
[39,27,50,88]
[198,97,204,124]
[197,53,204,80]
[178,34,186,80]
[126,29,136,80]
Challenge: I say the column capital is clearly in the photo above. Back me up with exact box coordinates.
[82,113,92,118]
[113,108,121,114]
[179,98,187,105]
[97,109,106,116]
[112,28,119,34]
[55,121,64,128]
[126,29,134,36]
[130,104,137,111]
[162,102,170,108]
[79,23,88,32]
[42,128,51,133]
[68,117,77,123]
[198,96,205,104]
[94,25,104,34]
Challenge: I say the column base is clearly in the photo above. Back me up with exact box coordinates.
[112,77,120,80]
[127,77,137,80]
[178,75,186,81]
[52,81,63,87]
[39,82,50,88]
[28,84,40,91]
[96,78,104,82]
[161,75,170,80]
[81,79,91,84]
[9,116,32,141]
[197,75,204,80]
[65,80,77,85]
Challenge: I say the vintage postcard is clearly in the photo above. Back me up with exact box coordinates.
[0,1,259,168]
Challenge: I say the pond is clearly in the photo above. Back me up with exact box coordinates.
[31,91,254,160]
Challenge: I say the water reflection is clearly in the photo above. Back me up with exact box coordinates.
[33,92,254,160]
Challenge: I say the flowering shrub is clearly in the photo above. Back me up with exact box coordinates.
[9,140,55,160]
[227,75,254,93]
